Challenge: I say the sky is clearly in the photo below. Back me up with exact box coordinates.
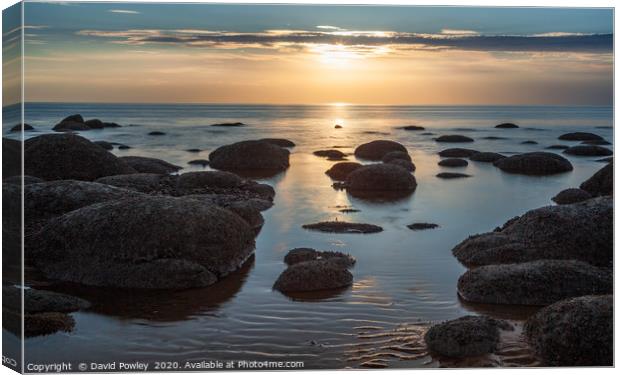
[2,2,614,105]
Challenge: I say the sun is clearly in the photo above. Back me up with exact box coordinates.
[312,44,361,68]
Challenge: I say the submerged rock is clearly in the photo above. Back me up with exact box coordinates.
[302,221,383,234]
[30,196,256,289]
[400,125,425,131]
[563,145,613,156]
[552,188,592,205]
[346,164,416,193]
[469,152,506,163]
[258,138,295,148]
[209,140,290,175]
[273,259,353,293]
[558,132,603,141]
[325,162,362,181]
[425,316,511,358]
[314,149,347,159]
[457,260,612,305]
[24,134,136,181]
[435,135,474,143]
[525,295,612,366]
[546,144,570,150]
[188,159,209,166]
[119,156,182,174]
[521,140,538,145]
[436,172,471,179]
[211,122,245,127]
[493,152,572,175]
[580,162,612,196]
[438,148,479,158]
[407,223,439,230]
[354,140,407,160]
[452,197,612,267]
[495,123,518,129]
[438,158,468,167]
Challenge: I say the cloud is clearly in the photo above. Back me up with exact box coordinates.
[108,9,140,14]
[75,28,613,54]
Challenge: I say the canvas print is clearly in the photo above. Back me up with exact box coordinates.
[1,1,614,372]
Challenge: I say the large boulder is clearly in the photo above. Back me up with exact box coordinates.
[580,162,612,196]
[524,295,612,366]
[551,188,592,205]
[273,260,353,292]
[452,197,612,267]
[258,138,295,148]
[425,316,511,358]
[563,145,612,156]
[2,138,21,178]
[29,196,257,289]
[3,286,90,314]
[354,140,407,160]
[387,159,416,171]
[558,132,603,141]
[435,135,474,143]
[438,148,479,158]
[10,123,34,132]
[95,173,176,194]
[345,164,417,193]
[119,156,181,174]
[209,140,290,175]
[325,162,362,181]
[469,152,506,163]
[457,260,612,305]
[381,151,411,163]
[24,134,136,181]
[52,114,89,132]
[283,248,356,268]
[493,152,572,175]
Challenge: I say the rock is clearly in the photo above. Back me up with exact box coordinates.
[24,134,136,181]
[552,188,592,205]
[469,152,506,163]
[438,148,479,158]
[387,159,416,171]
[346,163,415,189]
[95,173,176,194]
[563,145,612,156]
[3,138,22,178]
[581,139,611,145]
[188,159,209,166]
[457,260,612,305]
[436,172,470,179]
[325,162,362,181]
[400,125,425,131]
[558,132,603,141]
[314,149,347,159]
[119,156,182,174]
[84,119,104,129]
[425,316,511,358]
[24,180,142,221]
[186,148,202,153]
[546,144,570,150]
[61,114,84,123]
[596,157,613,163]
[524,295,612,366]
[580,162,612,196]
[435,135,474,143]
[495,123,519,129]
[438,158,468,167]
[302,221,383,234]
[211,122,245,127]
[94,141,114,150]
[339,208,360,213]
[521,140,538,145]
[3,286,90,314]
[452,197,612,267]
[273,260,353,292]
[118,144,131,150]
[407,223,439,230]
[283,248,355,268]
[10,123,33,132]
[421,132,436,136]
[24,312,75,337]
[3,175,44,185]
[183,194,267,230]
[334,124,343,129]
[30,196,257,289]
[354,140,407,160]
[209,140,290,175]
[381,151,411,163]
[148,131,166,136]
[102,122,121,128]
[493,152,572,175]
[259,138,295,147]
[52,114,90,132]
[481,136,507,140]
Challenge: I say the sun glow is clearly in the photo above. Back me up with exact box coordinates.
[312,44,361,68]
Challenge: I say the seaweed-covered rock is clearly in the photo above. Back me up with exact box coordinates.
[495,123,518,129]
[580,162,612,196]
[525,295,612,366]
[209,140,290,175]
[552,188,592,205]
[438,158,468,167]
[435,135,474,143]
[558,132,603,141]
[258,138,295,147]
[30,196,257,289]
[346,164,416,193]
[325,162,362,181]
[381,151,411,163]
[493,152,572,175]
[302,221,383,234]
[24,134,136,181]
[438,148,479,158]
[563,145,612,157]
[425,316,511,358]
[469,152,506,163]
[452,197,612,267]
[119,156,182,174]
[457,260,612,305]
[273,260,353,292]
[354,140,407,160]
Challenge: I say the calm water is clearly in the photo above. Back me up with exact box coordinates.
[3,103,613,369]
